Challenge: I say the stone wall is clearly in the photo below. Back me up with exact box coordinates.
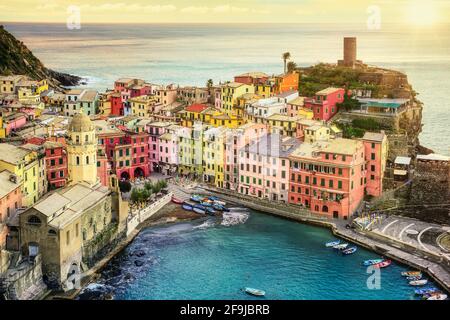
[0,249,10,275]
[0,254,47,300]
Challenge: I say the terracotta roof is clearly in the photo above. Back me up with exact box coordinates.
[185,103,209,113]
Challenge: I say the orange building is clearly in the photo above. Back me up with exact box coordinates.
[275,72,300,94]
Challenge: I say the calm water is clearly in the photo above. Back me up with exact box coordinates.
[2,23,450,155]
[83,209,427,300]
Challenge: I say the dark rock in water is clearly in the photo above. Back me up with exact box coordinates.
[135,250,146,257]
[124,273,134,281]
[134,260,144,267]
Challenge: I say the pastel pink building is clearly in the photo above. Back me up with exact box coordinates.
[223,123,268,190]
[3,113,27,135]
[288,138,366,219]
[146,122,172,173]
[158,125,183,175]
[238,134,300,202]
[0,170,22,249]
[304,87,345,121]
[362,131,388,197]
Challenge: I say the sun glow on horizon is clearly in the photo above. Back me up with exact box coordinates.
[406,0,439,27]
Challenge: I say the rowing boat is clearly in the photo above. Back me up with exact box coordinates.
[401,271,421,277]
[333,243,349,250]
[373,260,391,268]
[325,240,340,247]
[171,196,184,204]
[414,287,438,295]
[427,293,447,300]
[409,279,428,286]
[362,259,384,266]
[342,247,357,255]
[182,202,193,211]
[244,287,265,297]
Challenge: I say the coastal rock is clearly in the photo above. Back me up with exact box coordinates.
[134,260,144,267]
[0,25,81,87]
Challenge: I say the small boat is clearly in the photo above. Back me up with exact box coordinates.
[190,195,203,203]
[402,271,421,277]
[373,260,391,269]
[409,279,428,286]
[182,202,193,211]
[193,204,206,215]
[201,201,213,207]
[362,259,384,266]
[208,196,219,201]
[333,243,349,250]
[325,240,341,247]
[427,293,447,300]
[205,207,216,215]
[171,197,184,204]
[244,287,265,297]
[415,287,438,295]
[213,200,226,206]
[407,275,422,281]
[342,247,357,255]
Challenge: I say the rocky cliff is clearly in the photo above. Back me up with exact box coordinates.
[0,25,81,87]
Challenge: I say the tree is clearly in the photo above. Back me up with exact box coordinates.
[282,52,291,74]
[130,188,140,203]
[336,91,361,112]
[287,61,297,73]
[206,79,213,88]
[119,180,132,193]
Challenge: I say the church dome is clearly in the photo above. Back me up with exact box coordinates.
[68,110,94,132]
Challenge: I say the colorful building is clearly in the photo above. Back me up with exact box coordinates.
[238,134,300,202]
[362,131,388,197]
[288,138,366,219]
[0,75,25,94]
[234,72,269,85]
[129,95,161,118]
[304,87,345,121]
[0,143,39,206]
[221,82,254,116]
[64,89,99,117]
[202,126,227,188]
[43,141,68,190]
[0,170,22,249]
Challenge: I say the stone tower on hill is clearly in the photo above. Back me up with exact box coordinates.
[338,37,364,68]
[67,109,98,185]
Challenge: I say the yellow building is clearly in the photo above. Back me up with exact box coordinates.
[210,114,244,128]
[304,125,331,143]
[0,143,39,206]
[236,93,261,118]
[221,82,254,116]
[0,115,5,138]
[181,104,221,127]
[266,114,302,137]
[202,127,226,188]
[177,123,206,175]
[98,92,112,116]
[0,75,25,94]
[129,95,160,118]
[67,110,98,186]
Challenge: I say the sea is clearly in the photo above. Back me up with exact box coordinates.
[77,209,433,300]
[2,22,450,154]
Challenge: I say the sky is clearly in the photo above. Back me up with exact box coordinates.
[0,0,449,25]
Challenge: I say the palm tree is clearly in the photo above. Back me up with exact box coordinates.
[206,79,213,88]
[282,52,291,74]
[287,61,297,73]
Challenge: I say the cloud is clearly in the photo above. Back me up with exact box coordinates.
[180,6,209,14]
[212,5,249,13]
[79,3,176,13]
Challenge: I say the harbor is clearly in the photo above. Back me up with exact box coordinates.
[70,182,448,300]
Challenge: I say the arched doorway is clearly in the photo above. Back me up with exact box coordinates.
[121,171,130,181]
[134,167,144,178]
[322,205,329,213]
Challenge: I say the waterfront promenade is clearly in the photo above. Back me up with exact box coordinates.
[183,184,450,294]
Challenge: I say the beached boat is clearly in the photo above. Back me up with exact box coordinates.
[193,204,206,214]
[171,197,184,204]
[362,259,384,266]
[401,271,421,277]
[373,260,391,268]
[333,243,349,250]
[427,293,447,300]
[325,240,340,247]
[213,200,226,206]
[190,195,203,203]
[182,202,193,211]
[208,196,219,201]
[409,279,428,286]
[244,287,265,297]
[342,247,357,255]
[205,207,216,215]
[201,201,213,207]
[414,287,438,295]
